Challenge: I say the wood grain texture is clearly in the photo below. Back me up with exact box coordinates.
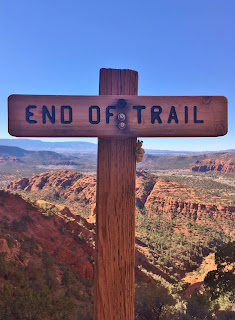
[94,69,137,320]
[8,95,227,137]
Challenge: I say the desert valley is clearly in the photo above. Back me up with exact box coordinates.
[0,139,234,319]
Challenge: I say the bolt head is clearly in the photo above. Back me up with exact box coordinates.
[118,122,126,129]
[118,113,126,121]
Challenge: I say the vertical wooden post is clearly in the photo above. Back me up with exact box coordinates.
[94,68,138,320]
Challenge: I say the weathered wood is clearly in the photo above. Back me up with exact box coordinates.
[8,95,227,137]
[94,69,137,320]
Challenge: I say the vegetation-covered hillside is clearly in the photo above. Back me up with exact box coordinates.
[0,147,235,319]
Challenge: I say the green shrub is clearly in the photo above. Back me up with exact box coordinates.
[135,281,176,319]
[11,219,27,233]
[0,283,76,320]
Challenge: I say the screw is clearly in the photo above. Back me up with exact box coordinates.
[118,122,126,129]
[117,99,126,108]
[118,113,126,121]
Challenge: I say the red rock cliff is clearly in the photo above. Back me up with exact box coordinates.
[191,159,235,173]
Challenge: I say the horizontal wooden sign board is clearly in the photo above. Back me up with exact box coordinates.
[8,95,227,137]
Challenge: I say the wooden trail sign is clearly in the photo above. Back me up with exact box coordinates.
[8,68,228,320]
[8,95,227,137]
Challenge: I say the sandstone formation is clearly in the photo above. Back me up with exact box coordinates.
[191,159,235,174]
[6,170,96,205]
[6,170,82,192]
[5,169,235,236]
[144,178,235,236]
[3,167,235,301]
[136,170,157,209]
[0,156,21,164]
[0,191,167,283]
[0,191,95,280]
[145,178,235,216]
[0,238,11,255]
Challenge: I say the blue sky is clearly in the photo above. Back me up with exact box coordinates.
[0,0,234,151]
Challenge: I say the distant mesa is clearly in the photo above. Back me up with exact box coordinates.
[0,139,97,153]
[0,156,22,164]
[0,145,80,166]
[191,159,235,174]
